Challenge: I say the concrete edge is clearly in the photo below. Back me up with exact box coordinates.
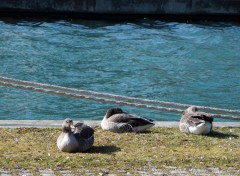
[0,120,239,128]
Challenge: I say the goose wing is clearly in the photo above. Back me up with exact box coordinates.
[183,113,212,127]
[114,123,133,133]
[194,112,213,123]
[73,123,94,139]
[186,115,206,127]
[108,113,154,127]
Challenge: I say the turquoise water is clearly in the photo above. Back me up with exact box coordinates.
[0,18,240,121]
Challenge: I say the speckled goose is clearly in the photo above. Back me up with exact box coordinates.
[57,118,94,152]
[101,107,155,133]
[179,106,213,135]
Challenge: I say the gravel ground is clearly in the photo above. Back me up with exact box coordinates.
[1,166,240,176]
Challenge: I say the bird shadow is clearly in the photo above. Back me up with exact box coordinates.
[206,131,239,139]
[88,145,121,154]
[135,131,152,134]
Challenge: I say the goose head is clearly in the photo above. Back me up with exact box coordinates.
[183,106,198,115]
[62,118,75,133]
[105,107,125,119]
[74,122,84,128]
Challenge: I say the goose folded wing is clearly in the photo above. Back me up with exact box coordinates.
[186,116,206,127]
[109,114,153,127]
[194,113,214,123]
[74,123,94,139]
[116,123,133,132]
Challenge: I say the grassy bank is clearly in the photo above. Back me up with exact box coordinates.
[0,127,239,175]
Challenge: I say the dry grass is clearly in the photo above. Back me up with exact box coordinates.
[0,127,239,175]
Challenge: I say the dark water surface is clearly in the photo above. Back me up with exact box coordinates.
[0,18,240,121]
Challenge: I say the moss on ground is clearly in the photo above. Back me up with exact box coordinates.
[0,127,239,175]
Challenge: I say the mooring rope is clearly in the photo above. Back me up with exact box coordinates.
[0,76,240,121]
[0,80,184,113]
[1,76,239,115]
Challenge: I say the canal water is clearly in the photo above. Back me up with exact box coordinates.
[0,18,240,121]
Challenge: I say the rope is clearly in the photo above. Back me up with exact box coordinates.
[0,76,240,121]
[0,80,184,113]
[1,76,239,114]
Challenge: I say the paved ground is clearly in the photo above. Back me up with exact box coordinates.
[0,120,239,128]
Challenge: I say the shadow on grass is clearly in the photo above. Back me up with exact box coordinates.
[88,145,121,154]
[135,130,153,134]
[207,131,239,139]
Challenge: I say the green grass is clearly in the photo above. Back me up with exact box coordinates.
[0,127,239,175]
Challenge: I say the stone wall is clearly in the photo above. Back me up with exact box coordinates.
[0,0,240,19]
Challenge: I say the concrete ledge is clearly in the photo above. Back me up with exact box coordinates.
[0,120,239,128]
[0,0,240,21]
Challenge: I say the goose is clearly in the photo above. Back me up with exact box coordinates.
[57,118,94,152]
[101,107,155,133]
[179,106,213,135]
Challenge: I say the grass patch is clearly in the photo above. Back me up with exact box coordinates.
[0,127,239,175]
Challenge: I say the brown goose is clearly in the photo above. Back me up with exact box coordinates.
[101,107,155,133]
[57,118,94,152]
[179,106,213,135]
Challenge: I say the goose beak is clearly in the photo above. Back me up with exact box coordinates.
[70,125,75,129]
